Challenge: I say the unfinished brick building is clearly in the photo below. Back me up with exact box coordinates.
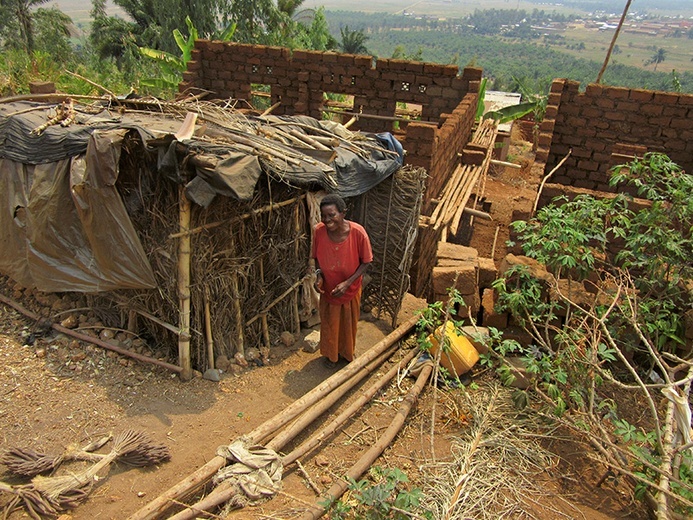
[181,41,693,310]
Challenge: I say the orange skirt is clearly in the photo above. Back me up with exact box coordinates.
[319,288,361,363]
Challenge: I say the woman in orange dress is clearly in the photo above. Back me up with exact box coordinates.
[312,194,373,368]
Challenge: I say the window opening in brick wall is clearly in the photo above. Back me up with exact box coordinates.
[250,84,272,111]
[392,102,422,132]
[322,92,355,124]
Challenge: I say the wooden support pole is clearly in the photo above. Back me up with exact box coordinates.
[177,186,193,381]
[127,313,420,520]
[204,293,214,371]
[169,195,306,239]
[127,310,137,334]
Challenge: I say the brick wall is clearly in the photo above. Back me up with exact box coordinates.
[183,41,480,132]
[541,79,693,192]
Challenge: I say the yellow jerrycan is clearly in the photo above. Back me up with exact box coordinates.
[427,321,479,376]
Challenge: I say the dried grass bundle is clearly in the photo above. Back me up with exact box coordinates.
[1,436,112,478]
[0,430,170,519]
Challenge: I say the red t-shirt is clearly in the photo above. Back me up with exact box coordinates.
[312,221,373,305]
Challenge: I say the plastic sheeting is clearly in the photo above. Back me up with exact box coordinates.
[0,129,156,292]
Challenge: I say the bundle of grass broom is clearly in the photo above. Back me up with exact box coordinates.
[0,430,170,519]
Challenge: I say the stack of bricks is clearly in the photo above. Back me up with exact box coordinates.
[182,41,480,135]
[541,79,693,193]
[431,242,497,324]
[400,89,479,212]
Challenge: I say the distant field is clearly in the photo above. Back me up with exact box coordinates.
[305,0,581,17]
[555,25,693,74]
[305,0,693,17]
[49,0,126,24]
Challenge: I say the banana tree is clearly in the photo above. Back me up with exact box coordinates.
[139,16,236,93]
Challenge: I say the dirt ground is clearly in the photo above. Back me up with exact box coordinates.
[0,138,650,519]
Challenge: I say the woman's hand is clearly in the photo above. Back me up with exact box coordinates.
[331,280,349,298]
[314,273,324,294]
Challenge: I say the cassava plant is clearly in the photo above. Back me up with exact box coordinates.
[491,153,692,519]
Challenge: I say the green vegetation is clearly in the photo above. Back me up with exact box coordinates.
[325,466,429,519]
[488,153,693,517]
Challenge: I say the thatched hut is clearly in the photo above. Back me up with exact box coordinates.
[0,96,424,378]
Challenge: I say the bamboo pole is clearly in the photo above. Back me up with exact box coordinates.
[177,186,193,381]
[259,256,270,350]
[0,293,182,373]
[127,313,420,520]
[293,203,302,334]
[321,108,437,125]
[260,101,281,117]
[283,348,419,465]
[169,195,306,239]
[229,237,245,360]
[168,345,402,520]
[300,363,434,519]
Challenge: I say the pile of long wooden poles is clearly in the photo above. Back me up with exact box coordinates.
[128,314,427,520]
[429,119,499,238]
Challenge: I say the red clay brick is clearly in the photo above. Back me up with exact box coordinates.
[604,111,626,121]
[585,83,603,96]
[653,92,678,104]
[605,86,629,99]
[550,80,565,93]
[629,89,653,102]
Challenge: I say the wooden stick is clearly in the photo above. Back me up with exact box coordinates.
[462,207,492,220]
[258,256,270,350]
[321,108,437,125]
[229,238,245,360]
[64,70,117,99]
[0,93,114,104]
[491,224,501,260]
[0,293,182,373]
[177,186,193,381]
[490,159,521,169]
[169,195,305,239]
[204,293,214,371]
[288,128,331,151]
[246,277,307,326]
[127,313,420,520]
[299,364,434,519]
[260,101,281,117]
[128,310,138,334]
[532,149,572,216]
[296,461,322,495]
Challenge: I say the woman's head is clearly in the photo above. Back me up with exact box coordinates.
[320,194,347,214]
[320,194,347,230]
